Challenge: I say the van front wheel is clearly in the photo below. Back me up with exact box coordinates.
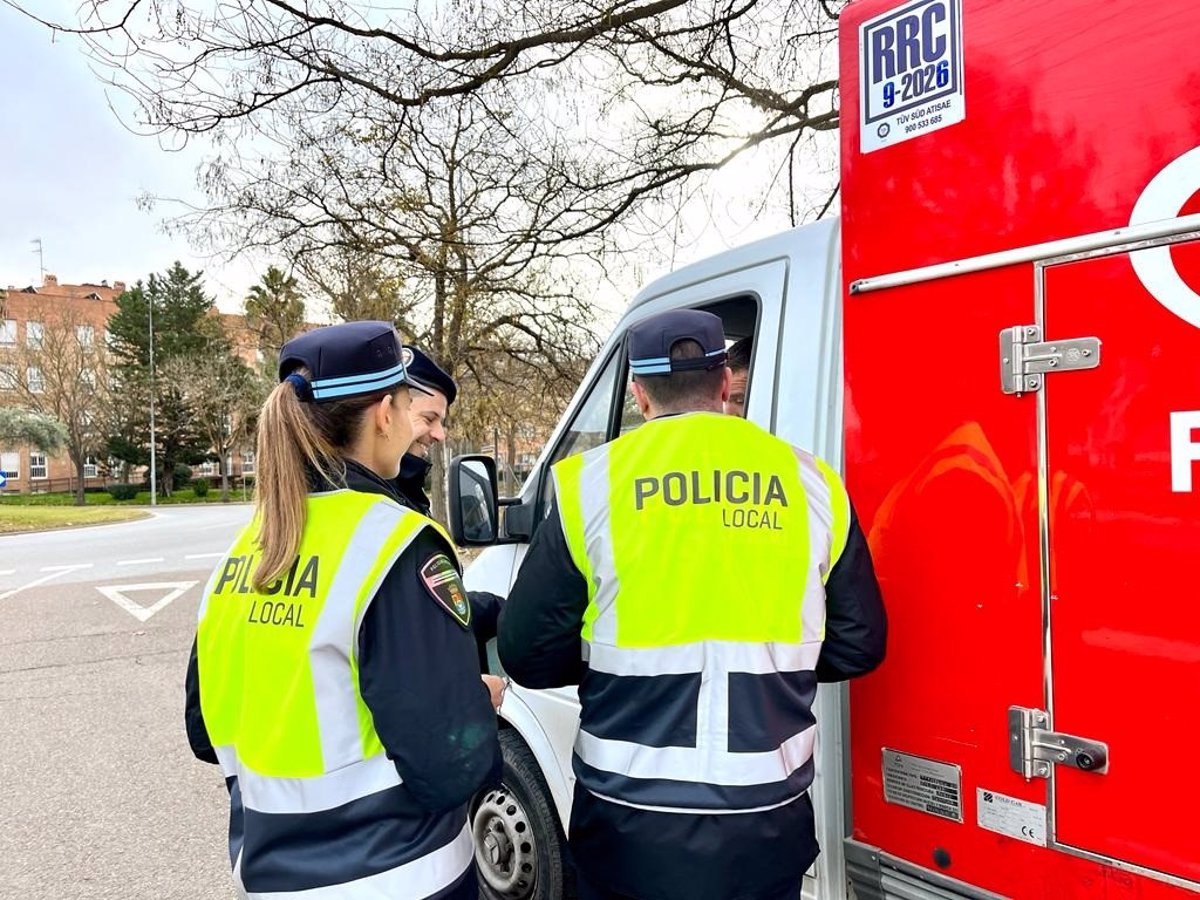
[472,729,574,900]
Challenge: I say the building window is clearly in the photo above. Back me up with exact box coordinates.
[26,321,44,348]
[0,451,18,480]
[198,460,219,476]
[29,452,48,480]
[0,365,17,391]
[84,456,99,478]
[27,367,44,394]
[0,319,15,345]
[241,450,256,474]
[76,325,95,348]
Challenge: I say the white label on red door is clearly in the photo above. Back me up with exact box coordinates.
[977,788,1047,847]
[859,0,965,153]
[882,749,963,821]
[1171,410,1200,492]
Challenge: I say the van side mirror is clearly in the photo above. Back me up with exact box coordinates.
[449,455,500,546]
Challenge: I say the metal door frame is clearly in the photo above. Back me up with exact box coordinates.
[1033,227,1200,893]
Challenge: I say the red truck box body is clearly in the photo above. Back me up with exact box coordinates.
[840,0,1200,895]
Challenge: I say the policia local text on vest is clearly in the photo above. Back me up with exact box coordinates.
[498,309,887,900]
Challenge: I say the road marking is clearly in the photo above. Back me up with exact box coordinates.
[41,564,94,572]
[184,552,225,560]
[0,565,91,601]
[117,558,165,566]
[96,581,199,622]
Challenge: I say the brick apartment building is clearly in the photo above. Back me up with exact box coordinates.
[3,274,563,499]
[0,275,262,495]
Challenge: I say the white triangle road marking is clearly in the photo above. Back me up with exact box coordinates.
[96,581,199,622]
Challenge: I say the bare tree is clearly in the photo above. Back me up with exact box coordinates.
[236,95,607,518]
[168,342,264,502]
[450,348,590,492]
[8,302,109,504]
[300,248,414,324]
[7,0,843,513]
[12,0,843,243]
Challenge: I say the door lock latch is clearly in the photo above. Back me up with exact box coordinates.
[1009,706,1109,779]
[999,325,1101,394]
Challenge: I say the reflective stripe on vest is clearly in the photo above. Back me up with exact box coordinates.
[198,490,470,898]
[240,824,474,900]
[554,413,850,813]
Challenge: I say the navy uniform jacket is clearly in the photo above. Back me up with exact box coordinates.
[498,497,887,900]
[393,451,503,672]
[185,461,501,898]
[394,453,435,518]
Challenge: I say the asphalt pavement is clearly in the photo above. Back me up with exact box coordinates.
[0,504,253,899]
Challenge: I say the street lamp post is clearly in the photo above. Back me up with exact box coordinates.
[148,295,157,507]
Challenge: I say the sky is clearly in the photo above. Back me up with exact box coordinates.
[0,2,831,324]
[0,2,258,312]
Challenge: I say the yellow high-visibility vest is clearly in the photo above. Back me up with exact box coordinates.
[553,412,849,812]
[197,489,473,899]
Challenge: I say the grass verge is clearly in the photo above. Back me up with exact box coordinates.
[0,507,152,535]
[0,488,252,507]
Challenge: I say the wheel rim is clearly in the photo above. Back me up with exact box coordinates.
[472,785,538,898]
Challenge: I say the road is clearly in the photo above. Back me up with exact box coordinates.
[0,505,253,900]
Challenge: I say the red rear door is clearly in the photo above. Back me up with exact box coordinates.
[840,0,1200,893]
[1041,237,1200,887]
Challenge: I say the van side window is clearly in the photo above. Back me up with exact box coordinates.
[618,375,642,436]
[548,351,621,467]
[540,350,623,513]
[536,294,758,517]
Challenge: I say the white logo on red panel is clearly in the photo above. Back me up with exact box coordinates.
[1130,146,1200,329]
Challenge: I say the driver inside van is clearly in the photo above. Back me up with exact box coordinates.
[725,334,752,417]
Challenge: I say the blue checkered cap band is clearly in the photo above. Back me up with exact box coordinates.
[627,309,728,375]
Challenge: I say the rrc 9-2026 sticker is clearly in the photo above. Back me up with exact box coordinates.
[859,0,965,153]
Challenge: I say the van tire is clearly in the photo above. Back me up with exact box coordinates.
[473,729,575,900]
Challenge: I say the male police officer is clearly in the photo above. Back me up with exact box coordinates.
[394,344,502,673]
[725,334,752,417]
[394,345,457,517]
[498,309,887,900]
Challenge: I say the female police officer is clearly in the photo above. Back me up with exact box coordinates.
[184,321,501,899]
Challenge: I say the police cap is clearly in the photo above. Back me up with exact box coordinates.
[278,321,432,403]
[628,309,728,376]
[401,345,458,405]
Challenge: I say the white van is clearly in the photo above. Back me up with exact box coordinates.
[451,219,850,900]
[449,0,1200,893]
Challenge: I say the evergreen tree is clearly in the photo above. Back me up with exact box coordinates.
[106,262,227,495]
[244,266,306,366]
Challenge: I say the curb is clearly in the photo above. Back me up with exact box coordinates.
[0,510,154,538]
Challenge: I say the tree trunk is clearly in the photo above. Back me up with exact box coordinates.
[506,422,518,496]
[429,441,449,526]
[220,451,230,502]
[72,452,86,506]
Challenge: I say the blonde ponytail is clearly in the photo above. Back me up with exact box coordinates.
[252,371,341,590]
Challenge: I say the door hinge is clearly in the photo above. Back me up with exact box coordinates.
[999,325,1101,394]
[1008,706,1109,779]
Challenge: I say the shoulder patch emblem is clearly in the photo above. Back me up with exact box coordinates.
[420,553,471,629]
